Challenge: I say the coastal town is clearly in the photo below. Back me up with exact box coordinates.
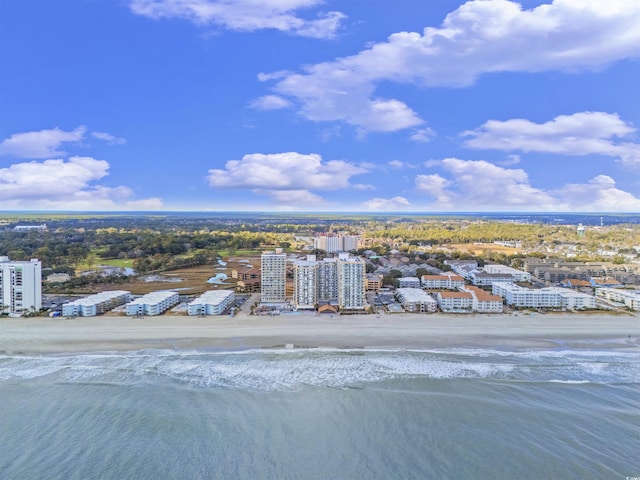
[1,214,640,319]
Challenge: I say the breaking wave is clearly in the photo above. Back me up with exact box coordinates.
[0,348,638,391]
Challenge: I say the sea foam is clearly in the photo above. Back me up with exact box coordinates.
[1,348,638,390]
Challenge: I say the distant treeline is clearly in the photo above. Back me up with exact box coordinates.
[1,215,638,276]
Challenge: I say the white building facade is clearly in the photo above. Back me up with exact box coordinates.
[492,283,595,309]
[421,273,465,290]
[293,258,318,310]
[125,291,180,316]
[0,256,42,315]
[313,234,360,253]
[337,253,366,310]
[188,290,235,315]
[596,288,640,311]
[317,258,338,302]
[395,288,437,313]
[470,272,515,287]
[261,249,287,304]
[436,291,474,312]
[460,286,503,313]
[62,290,131,317]
[483,264,532,282]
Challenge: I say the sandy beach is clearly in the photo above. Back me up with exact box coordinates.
[1,312,639,354]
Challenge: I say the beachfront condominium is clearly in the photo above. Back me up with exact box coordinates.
[0,256,42,315]
[261,248,287,304]
[125,291,180,316]
[292,256,318,310]
[62,290,132,317]
[317,258,338,302]
[188,290,236,315]
[337,253,366,310]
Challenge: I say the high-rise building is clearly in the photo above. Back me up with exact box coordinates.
[0,256,42,315]
[261,249,287,304]
[317,258,338,302]
[313,234,360,253]
[337,253,366,310]
[292,256,318,310]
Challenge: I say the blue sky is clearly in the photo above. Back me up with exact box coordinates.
[1,0,639,212]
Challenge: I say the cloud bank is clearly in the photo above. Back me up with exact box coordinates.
[258,0,640,132]
[463,111,640,168]
[415,158,640,211]
[0,157,163,210]
[129,0,346,38]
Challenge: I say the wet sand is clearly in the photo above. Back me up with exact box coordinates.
[1,312,639,354]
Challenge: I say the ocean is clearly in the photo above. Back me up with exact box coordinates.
[1,347,638,479]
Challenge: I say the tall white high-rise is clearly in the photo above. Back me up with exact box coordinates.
[261,249,287,304]
[313,234,360,253]
[317,258,338,302]
[0,256,42,315]
[337,253,366,310]
[292,256,318,310]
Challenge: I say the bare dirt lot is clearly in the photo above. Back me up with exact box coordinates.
[108,256,260,295]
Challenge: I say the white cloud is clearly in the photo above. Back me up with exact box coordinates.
[262,0,640,132]
[463,111,640,168]
[0,127,128,158]
[362,196,411,211]
[422,158,559,209]
[249,95,292,111]
[409,127,436,143]
[129,0,346,38]
[91,131,127,145]
[0,126,86,158]
[414,158,640,211]
[207,152,367,191]
[415,173,452,205]
[353,183,375,191]
[388,159,417,170]
[0,157,163,210]
[553,175,640,211]
[264,189,327,207]
[499,154,521,166]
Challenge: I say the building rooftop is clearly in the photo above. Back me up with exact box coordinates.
[396,288,436,302]
[438,291,473,299]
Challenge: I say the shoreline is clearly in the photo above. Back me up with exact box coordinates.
[1,312,639,355]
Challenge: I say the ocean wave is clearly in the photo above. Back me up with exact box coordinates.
[0,348,638,390]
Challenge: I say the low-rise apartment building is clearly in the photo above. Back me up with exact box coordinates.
[483,264,531,283]
[366,274,383,292]
[188,290,235,315]
[460,286,503,313]
[62,290,131,317]
[126,291,180,316]
[395,288,437,313]
[596,288,640,311]
[470,271,514,287]
[436,291,474,313]
[421,272,465,290]
[398,277,421,289]
[492,283,595,309]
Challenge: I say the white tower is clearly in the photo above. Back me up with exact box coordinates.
[0,257,42,315]
[260,249,287,304]
[293,259,318,310]
[337,253,366,310]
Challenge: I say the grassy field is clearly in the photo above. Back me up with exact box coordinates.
[75,249,135,272]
